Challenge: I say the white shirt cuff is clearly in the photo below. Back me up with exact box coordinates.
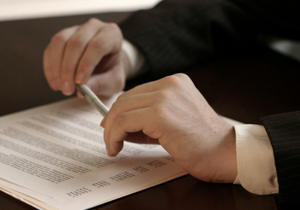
[234,124,278,195]
[122,39,145,79]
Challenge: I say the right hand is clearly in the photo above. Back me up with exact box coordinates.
[43,18,130,98]
[101,74,237,183]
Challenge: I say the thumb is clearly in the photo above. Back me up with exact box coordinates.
[86,65,126,98]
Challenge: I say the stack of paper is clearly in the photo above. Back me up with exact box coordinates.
[0,97,187,210]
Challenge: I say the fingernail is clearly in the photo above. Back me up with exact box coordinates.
[75,72,84,84]
[108,147,115,157]
[105,144,112,156]
[62,81,73,95]
[109,145,118,157]
[100,118,106,127]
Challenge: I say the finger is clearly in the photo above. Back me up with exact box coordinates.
[75,23,123,85]
[117,74,185,100]
[76,90,84,98]
[85,57,125,97]
[92,51,120,75]
[105,131,159,155]
[117,80,160,101]
[86,69,124,98]
[43,26,79,91]
[106,107,156,156]
[60,19,104,95]
[102,74,192,138]
[103,91,161,143]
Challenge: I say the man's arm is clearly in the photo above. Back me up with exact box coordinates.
[120,0,300,79]
[262,112,300,204]
[122,40,280,197]
[119,0,300,203]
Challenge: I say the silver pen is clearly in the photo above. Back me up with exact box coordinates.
[77,84,108,116]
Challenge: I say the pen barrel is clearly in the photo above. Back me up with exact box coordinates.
[92,98,109,116]
[78,84,109,116]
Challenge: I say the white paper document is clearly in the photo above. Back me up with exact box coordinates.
[0,0,162,21]
[0,97,187,210]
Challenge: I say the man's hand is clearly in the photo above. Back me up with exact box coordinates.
[101,73,237,183]
[43,18,130,98]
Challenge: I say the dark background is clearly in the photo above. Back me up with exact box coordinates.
[0,9,300,210]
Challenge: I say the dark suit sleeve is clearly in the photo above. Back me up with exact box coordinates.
[119,0,300,204]
[261,112,300,204]
[119,0,300,79]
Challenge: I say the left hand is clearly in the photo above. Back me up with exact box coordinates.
[101,73,237,183]
[43,18,130,98]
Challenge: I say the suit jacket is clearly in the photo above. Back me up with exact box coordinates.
[120,0,300,203]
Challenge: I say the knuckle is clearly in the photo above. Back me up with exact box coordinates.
[163,75,183,87]
[176,73,189,79]
[67,37,84,49]
[105,23,123,39]
[108,22,118,28]
[176,73,192,83]
[156,89,174,101]
[87,18,101,25]
[151,105,168,119]
[113,24,123,39]
[88,39,104,50]
[108,23,120,32]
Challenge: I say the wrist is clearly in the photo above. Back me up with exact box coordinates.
[121,50,131,79]
[200,123,237,183]
[185,121,238,184]
[221,125,238,183]
[121,39,145,79]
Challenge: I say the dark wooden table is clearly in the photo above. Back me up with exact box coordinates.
[0,11,299,210]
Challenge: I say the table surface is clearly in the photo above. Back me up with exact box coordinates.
[0,11,300,210]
